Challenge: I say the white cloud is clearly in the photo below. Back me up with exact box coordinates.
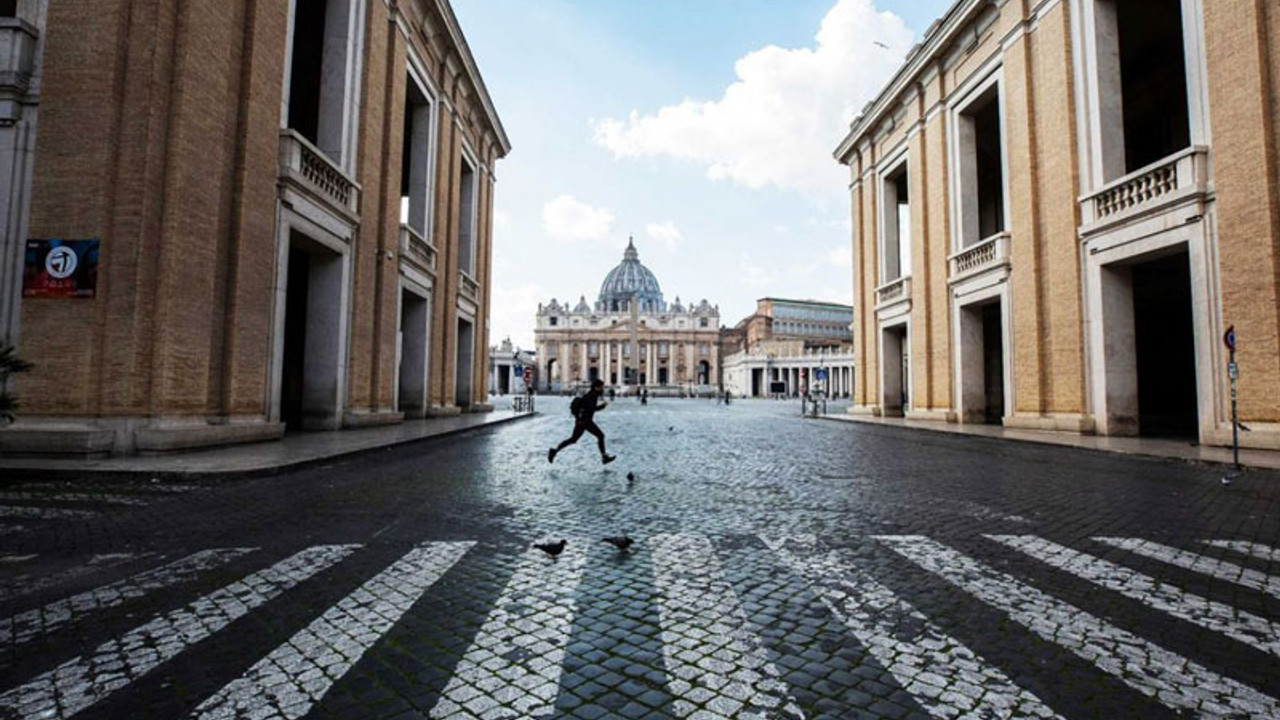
[494,210,511,230]
[592,0,913,199]
[827,245,853,268]
[645,221,683,251]
[541,194,615,242]
[487,281,547,351]
[739,251,776,288]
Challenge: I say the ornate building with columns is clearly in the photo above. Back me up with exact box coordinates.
[534,240,720,394]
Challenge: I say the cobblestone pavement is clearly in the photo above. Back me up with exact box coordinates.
[1,396,1278,720]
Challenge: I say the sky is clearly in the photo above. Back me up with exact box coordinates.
[451,0,956,350]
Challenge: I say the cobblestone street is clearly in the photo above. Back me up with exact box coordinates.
[2,397,1278,719]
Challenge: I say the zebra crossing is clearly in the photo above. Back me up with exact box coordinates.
[0,483,198,540]
[1,534,1278,719]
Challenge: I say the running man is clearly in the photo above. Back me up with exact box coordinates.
[549,379,616,465]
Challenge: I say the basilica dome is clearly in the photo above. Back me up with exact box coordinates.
[598,239,665,312]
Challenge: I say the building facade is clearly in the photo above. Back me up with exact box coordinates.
[722,346,854,399]
[534,240,721,395]
[721,298,854,398]
[727,298,854,355]
[488,338,534,395]
[0,0,508,455]
[837,0,1279,448]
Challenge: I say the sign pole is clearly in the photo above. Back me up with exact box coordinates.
[1223,325,1240,482]
[1230,347,1239,471]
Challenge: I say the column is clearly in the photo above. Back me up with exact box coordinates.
[647,342,656,385]
[581,342,589,382]
[602,341,611,385]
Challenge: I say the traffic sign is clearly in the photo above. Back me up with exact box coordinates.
[1224,325,1236,352]
[816,368,828,381]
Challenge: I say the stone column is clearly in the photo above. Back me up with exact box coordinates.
[602,341,610,385]
[580,342,588,382]
[0,2,44,350]
[647,341,656,385]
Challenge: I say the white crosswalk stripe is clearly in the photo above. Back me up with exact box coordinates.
[0,544,358,720]
[0,553,147,604]
[1201,539,1280,563]
[651,533,804,720]
[879,535,1280,719]
[1,548,257,646]
[0,492,150,507]
[989,535,1280,657]
[0,553,37,564]
[190,542,472,720]
[765,535,1062,720]
[0,506,99,520]
[1094,537,1280,600]
[428,542,589,719]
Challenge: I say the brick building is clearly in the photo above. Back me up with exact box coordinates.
[0,0,508,455]
[721,298,854,399]
[838,0,1279,448]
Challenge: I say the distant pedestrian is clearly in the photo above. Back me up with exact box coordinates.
[641,388,648,405]
[608,387,616,401]
[549,379,615,465]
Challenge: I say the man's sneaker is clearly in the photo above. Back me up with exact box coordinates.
[548,448,557,464]
[601,454,616,465]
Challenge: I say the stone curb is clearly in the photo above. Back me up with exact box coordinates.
[0,412,540,484]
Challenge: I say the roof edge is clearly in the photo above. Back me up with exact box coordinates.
[834,0,990,164]
[434,0,512,157]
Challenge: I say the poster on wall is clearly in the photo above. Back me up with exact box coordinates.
[23,239,100,298]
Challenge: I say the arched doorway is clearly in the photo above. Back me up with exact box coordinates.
[545,359,558,392]
[698,360,710,385]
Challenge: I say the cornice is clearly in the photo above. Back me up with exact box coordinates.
[422,0,511,157]
[835,0,1008,163]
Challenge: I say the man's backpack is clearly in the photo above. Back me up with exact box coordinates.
[569,395,583,418]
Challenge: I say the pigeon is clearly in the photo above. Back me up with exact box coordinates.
[668,426,674,432]
[603,536,634,552]
[626,472,635,483]
[535,540,567,558]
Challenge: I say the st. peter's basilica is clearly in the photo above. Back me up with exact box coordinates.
[534,240,720,394]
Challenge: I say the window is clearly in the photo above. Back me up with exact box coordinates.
[699,317,709,328]
[955,82,1006,248]
[286,0,362,168]
[699,344,709,357]
[549,317,558,327]
[588,342,599,357]
[0,1,16,17]
[400,69,436,238]
[659,342,669,359]
[458,152,478,276]
[881,161,912,282]
[1092,0,1192,178]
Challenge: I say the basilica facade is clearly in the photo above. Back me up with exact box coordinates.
[534,241,720,394]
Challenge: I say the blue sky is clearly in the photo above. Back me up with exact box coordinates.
[451,0,955,350]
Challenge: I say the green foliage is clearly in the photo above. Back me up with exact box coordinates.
[0,344,33,422]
